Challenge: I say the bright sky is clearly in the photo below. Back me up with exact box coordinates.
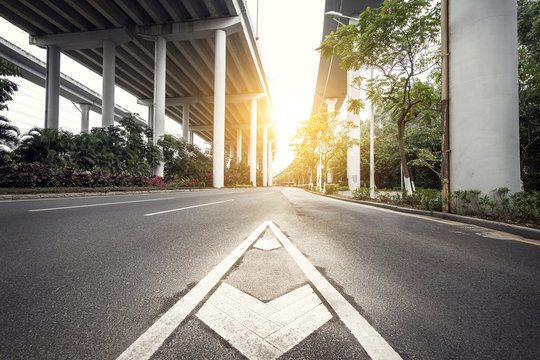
[1,0,326,174]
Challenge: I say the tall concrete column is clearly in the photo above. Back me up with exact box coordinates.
[45,45,60,129]
[189,131,194,145]
[449,0,521,193]
[325,98,337,184]
[182,104,190,143]
[237,128,242,164]
[250,99,257,186]
[262,127,268,187]
[80,103,91,133]
[213,29,226,188]
[268,141,273,186]
[153,37,166,177]
[347,69,361,190]
[102,40,115,127]
[147,105,154,129]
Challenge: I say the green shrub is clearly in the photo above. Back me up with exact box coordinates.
[325,184,339,195]
[352,187,371,200]
[338,185,349,191]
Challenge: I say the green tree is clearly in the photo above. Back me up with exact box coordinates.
[318,0,440,194]
[159,134,212,183]
[0,58,21,153]
[518,0,540,190]
[291,110,354,188]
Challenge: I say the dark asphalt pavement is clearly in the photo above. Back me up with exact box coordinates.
[0,188,538,359]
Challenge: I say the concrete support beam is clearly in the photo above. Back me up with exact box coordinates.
[30,27,132,50]
[237,128,242,164]
[449,0,521,193]
[182,104,190,143]
[138,17,241,41]
[44,45,60,129]
[80,103,91,133]
[250,99,257,186]
[137,93,265,106]
[102,40,115,127]
[262,127,268,187]
[153,36,166,177]
[212,29,226,188]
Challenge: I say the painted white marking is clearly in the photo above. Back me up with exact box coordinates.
[28,197,175,212]
[115,221,268,360]
[143,199,233,216]
[197,282,330,359]
[253,237,282,251]
[268,221,403,360]
[266,303,332,353]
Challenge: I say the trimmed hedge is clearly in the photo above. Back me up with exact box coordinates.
[0,158,204,189]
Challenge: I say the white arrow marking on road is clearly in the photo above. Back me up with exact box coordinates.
[143,199,234,216]
[268,222,403,360]
[28,197,176,212]
[116,221,402,360]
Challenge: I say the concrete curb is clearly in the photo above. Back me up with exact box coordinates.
[0,188,217,201]
[306,190,540,241]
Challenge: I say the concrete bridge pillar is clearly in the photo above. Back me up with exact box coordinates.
[250,99,257,186]
[263,127,268,187]
[80,103,91,133]
[449,0,521,194]
[268,141,273,186]
[45,45,60,129]
[213,29,227,188]
[237,128,242,165]
[102,40,116,127]
[153,36,167,177]
[182,104,190,143]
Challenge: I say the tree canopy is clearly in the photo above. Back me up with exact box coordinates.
[318,0,440,194]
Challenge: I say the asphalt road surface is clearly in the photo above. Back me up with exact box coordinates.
[1,188,539,359]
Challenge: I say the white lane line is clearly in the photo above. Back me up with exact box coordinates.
[28,197,175,212]
[115,221,268,360]
[143,199,233,217]
[268,221,403,360]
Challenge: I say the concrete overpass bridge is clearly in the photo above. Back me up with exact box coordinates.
[0,36,147,129]
[311,0,521,195]
[0,0,276,187]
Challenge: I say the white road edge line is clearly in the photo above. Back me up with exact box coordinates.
[115,221,269,360]
[28,197,176,212]
[143,199,234,216]
[267,221,403,360]
[297,189,461,226]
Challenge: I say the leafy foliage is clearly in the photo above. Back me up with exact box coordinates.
[518,0,540,190]
[318,0,441,194]
[0,58,22,153]
[158,134,212,185]
[13,114,161,175]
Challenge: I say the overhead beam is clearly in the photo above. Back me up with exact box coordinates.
[137,17,242,41]
[137,93,265,106]
[30,27,133,50]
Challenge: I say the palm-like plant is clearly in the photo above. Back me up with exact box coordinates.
[16,128,73,167]
[0,116,20,152]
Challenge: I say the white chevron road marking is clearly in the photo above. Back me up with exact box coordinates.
[197,283,331,360]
